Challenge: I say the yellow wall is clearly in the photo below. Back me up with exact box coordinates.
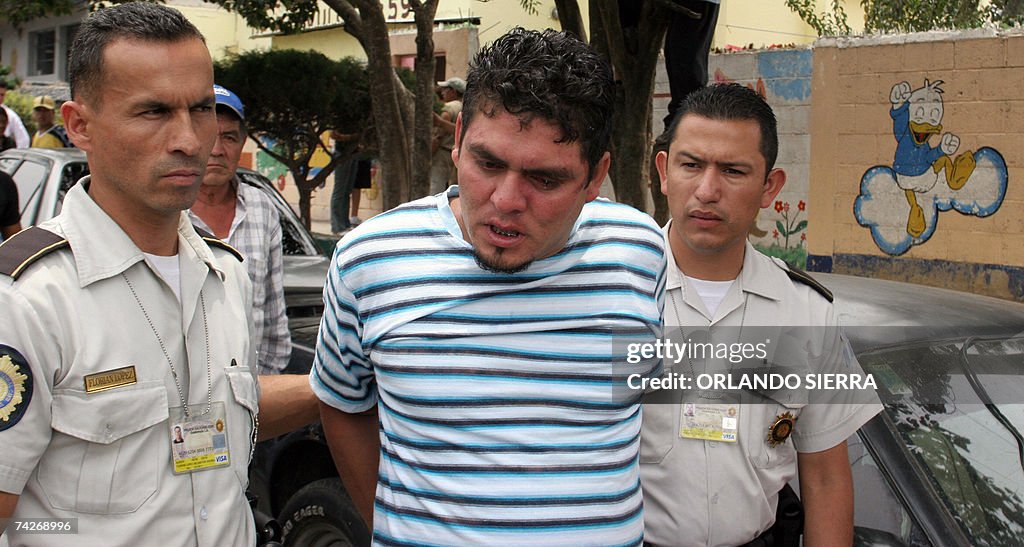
[715,0,865,49]
[171,1,271,59]
[271,27,366,61]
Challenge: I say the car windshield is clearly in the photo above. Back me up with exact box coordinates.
[859,335,1024,545]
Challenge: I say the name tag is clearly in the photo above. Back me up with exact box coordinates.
[84,366,137,393]
[680,403,739,442]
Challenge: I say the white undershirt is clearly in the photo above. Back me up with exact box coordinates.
[685,275,736,318]
[143,252,182,302]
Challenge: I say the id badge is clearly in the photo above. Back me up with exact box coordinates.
[680,403,739,442]
[169,402,230,474]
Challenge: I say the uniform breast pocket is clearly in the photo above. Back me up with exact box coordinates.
[744,402,804,469]
[639,403,678,464]
[225,365,258,484]
[39,383,169,514]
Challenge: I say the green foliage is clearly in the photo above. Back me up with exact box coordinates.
[0,0,74,27]
[4,90,37,135]
[214,49,371,160]
[755,243,808,270]
[0,0,161,27]
[784,0,852,36]
[209,0,319,34]
[0,64,19,90]
[789,0,1024,34]
[861,0,985,33]
[987,0,1024,27]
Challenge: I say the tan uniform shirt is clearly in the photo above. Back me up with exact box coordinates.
[0,182,259,546]
[640,224,882,546]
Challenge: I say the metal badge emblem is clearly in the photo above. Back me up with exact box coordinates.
[767,411,797,447]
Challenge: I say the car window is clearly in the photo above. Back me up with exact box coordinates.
[10,158,52,226]
[860,337,1024,545]
[236,171,321,257]
[848,431,930,546]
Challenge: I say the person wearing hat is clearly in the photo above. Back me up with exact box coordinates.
[30,95,73,148]
[429,76,465,195]
[188,84,292,375]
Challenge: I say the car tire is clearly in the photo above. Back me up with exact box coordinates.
[279,478,370,547]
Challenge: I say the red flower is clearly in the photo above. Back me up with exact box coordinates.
[774,201,783,213]
[784,202,790,212]
[798,200,806,211]
[800,233,807,241]
[772,229,779,239]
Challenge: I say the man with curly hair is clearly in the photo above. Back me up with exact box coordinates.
[312,28,666,545]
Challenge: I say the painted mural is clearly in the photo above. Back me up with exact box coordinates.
[710,48,814,268]
[854,79,1008,256]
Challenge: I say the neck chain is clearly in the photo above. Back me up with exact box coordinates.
[668,277,748,400]
[122,272,212,419]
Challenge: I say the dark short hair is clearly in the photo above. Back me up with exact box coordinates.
[461,27,614,177]
[666,83,779,172]
[215,105,246,134]
[68,2,205,104]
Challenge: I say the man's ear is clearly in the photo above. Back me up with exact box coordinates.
[61,100,92,151]
[656,149,670,197]
[450,112,463,166]
[760,168,787,208]
[585,151,611,202]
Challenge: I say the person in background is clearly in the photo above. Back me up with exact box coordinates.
[30,96,73,148]
[0,80,29,149]
[429,76,464,195]
[0,167,20,239]
[189,84,291,375]
[0,108,18,151]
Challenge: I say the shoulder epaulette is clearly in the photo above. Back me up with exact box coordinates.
[192,225,243,262]
[0,227,70,280]
[782,264,833,303]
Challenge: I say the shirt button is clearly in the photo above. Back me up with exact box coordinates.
[200,506,208,520]
[711,493,719,504]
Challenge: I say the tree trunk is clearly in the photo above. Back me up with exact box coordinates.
[348,0,411,212]
[555,0,587,41]
[591,0,669,214]
[410,0,439,201]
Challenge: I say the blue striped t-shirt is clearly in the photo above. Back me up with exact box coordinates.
[311,187,666,546]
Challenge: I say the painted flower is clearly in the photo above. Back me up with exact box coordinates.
[801,233,807,241]
[784,202,790,212]
[798,200,806,211]
[772,229,779,239]
[774,201,784,213]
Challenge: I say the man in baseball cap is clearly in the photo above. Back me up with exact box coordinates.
[189,84,292,376]
[30,95,73,148]
[431,77,466,194]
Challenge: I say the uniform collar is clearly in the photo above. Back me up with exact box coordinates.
[662,220,783,302]
[55,179,226,287]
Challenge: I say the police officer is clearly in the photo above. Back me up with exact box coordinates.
[641,83,882,546]
[0,4,316,545]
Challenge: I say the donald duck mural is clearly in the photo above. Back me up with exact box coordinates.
[855,79,1007,255]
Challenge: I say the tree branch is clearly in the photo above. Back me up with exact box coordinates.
[323,0,363,42]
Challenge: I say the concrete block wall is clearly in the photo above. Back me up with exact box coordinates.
[808,30,1024,300]
[655,48,814,266]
